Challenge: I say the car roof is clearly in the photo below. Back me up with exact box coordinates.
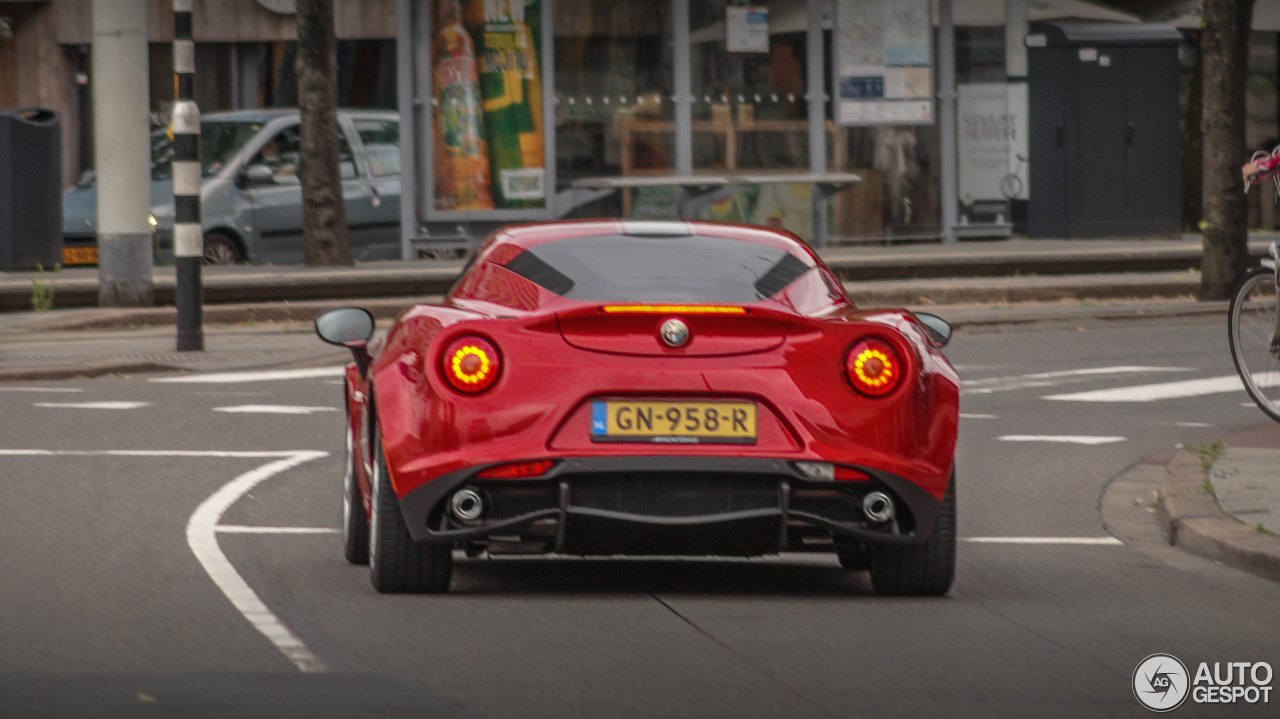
[489,220,819,263]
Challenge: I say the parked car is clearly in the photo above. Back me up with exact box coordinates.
[62,108,403,265]
[316,220,960,596]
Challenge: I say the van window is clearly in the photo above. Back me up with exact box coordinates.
[355,119,400,177]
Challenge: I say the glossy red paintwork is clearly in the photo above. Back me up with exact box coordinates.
[343,221,959,513]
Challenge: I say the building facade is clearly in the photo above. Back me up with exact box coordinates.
[2,0,1278,245]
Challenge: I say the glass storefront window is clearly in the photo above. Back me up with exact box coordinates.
[689,1,809,172]
[553,0,674,196]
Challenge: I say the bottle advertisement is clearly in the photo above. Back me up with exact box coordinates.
[433,0,545,212]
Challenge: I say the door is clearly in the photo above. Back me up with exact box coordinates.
[246,122,374,263]
[245,124,306,263]
[347,117,402,261]
[1074,47,1128,236]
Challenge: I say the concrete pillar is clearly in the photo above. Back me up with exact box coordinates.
[938,0,958,244]
[93,0,153,306]
[1006,0,1029,79]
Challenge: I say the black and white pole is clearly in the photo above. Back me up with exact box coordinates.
[173,0,203,351]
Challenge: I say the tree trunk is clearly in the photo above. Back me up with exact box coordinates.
[296,0,351,266]
[1200,0,1255,300]
[1181,32,1203,232]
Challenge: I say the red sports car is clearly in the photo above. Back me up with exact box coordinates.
[315,220,959,596]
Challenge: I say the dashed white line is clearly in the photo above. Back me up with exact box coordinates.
[216,526,339,535]
[997,435,1126,445]
[963,366,1193,395]
[0,387,85,393]
[960,413,997,419]
[961,536,1123,545]
[1044,374,1263,403]
[32,401,150,410]
[213,405,339,415]
[151,367,345,384]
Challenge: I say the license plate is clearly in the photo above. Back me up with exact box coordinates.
[590,400,757,444]
[61,246,98,265]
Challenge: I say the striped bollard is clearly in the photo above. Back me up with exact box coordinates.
[173,0,203,351]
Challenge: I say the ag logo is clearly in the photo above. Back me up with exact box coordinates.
[1134,653,1190,712]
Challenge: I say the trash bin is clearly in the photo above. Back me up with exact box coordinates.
[0,108,62,270]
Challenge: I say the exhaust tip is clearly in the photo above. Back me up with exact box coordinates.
[449,488,485,522]
[862,491,895,523]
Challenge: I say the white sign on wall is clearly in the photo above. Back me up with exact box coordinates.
[833,0,933,126]
[726,7,769,53]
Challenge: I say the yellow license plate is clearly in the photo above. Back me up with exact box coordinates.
[591,400,757,444]
[62,246,98,265]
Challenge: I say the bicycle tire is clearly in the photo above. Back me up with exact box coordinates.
[999,174,1022,200]
[1227,266,1280,422]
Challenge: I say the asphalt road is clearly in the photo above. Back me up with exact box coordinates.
[1,313,1277,718]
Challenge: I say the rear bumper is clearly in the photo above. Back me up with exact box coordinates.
[397,456,945,555]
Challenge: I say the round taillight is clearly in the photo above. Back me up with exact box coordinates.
[442,336,501,394]
[846,338,902,397]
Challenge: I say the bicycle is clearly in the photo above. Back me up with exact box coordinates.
[999,153,1027,200]
[1229,147,1280,421]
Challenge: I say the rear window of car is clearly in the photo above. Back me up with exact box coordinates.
[503,234,810,303]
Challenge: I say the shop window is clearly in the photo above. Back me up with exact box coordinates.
[688,1,810,172]
[553,0,674,185]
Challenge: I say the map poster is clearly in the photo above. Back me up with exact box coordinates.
[833,0,933,126]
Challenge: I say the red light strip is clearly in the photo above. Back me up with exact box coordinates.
[601,305,747,315]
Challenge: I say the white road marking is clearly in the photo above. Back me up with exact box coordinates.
[1043,374,1269,403]
[963,366,1192,395]
[0,448,331,673]
[0,387,85,393]
[997,435,1126,445]
[151,367,345,384]
[960,413,997,419]
[213,405,339,415]
[961,536,1123,546]
[1175,422,1212,428]
[185,450,330,673]
[32,401,150,410]
[216,525,339,535]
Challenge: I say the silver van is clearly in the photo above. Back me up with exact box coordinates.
[62,108,402,265]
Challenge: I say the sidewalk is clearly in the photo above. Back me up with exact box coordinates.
[1156,423,1280,583]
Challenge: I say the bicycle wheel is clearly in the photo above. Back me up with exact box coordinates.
[999,174,1022,200]
[1228,266,1280,422]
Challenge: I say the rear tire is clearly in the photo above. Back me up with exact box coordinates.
[869,476,956,596]
[203,232,243,265]
[368,422,452,593]
[342,421,369,565]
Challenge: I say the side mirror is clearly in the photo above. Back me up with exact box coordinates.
[315,307,375,376]
[914,312,952,348]
[242,164,275,187]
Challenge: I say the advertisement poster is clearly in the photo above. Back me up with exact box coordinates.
[833,0,932,126]
[432,0,545,211]
[957,82,1028,223]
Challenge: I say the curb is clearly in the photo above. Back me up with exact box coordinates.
[1156,447,1280,582]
